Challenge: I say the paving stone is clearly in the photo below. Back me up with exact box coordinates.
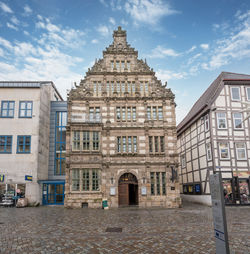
[0,203,249,253]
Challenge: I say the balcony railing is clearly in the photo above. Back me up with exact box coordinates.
[71,113,102,123]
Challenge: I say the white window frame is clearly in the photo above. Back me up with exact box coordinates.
[231,87,241,101]
[235,143,247,160]
[217,112,227,129]
[219,142,230,160]
[204,114,209,131]
[233,112,243,129]
[246,87,250,101]
[181,155,186,168]
[206,143,212,161]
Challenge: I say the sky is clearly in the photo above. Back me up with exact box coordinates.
[0,0,250,124]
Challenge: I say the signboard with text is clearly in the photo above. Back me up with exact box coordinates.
[25,175,32,181]
[209,173,230,254]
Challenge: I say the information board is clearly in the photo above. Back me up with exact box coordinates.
[209,173,230,254]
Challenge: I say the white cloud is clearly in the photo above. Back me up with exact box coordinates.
[97,25,110,37]
[24,31,30,36]
[24,5,32,15]
[208,10,250,69]
[91,39,99,44]
[200,43,209,50]
[121,19,128,26]
[10,16,20,25]
[0,2,13,13]
[0,47,4,57]
[0,37,13,50]
[156,69,187,82]
[186,45,196,54]
[109,17,116,25]
[124,0,179,25]
[148,45,180,58]
[6,22,18,31]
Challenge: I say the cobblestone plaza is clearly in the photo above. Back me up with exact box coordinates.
[0,203,249,253]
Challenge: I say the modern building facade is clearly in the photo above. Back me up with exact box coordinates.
[0,81,63,204]
[177,72,250,205]
[65,27,181,208]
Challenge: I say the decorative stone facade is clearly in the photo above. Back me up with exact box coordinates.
[65,27,181,208]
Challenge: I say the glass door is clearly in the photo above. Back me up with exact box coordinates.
[43,183,65,205]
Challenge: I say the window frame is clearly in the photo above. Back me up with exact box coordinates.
[1,101,15,118]
[231,87,241,101]
[233,112,243,129]
[17,135,31,154]
[19,101,33,118]
[218,142,230,160]
[0,135,12,154]
[204,114,209,132]
[206,143,212,161]
[217,112,227,129]
[246,87,250,101]
[235,143,247,160]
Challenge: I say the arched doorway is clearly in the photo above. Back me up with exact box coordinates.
[118,173,138,206]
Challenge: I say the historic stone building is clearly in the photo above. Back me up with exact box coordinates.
[65,27,180,208]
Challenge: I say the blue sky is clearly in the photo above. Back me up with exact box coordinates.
[0,0,250,123]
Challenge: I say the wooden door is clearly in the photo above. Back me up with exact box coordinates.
[118,183,129,206]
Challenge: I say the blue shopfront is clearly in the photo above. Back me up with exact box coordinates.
[41,181,65,205]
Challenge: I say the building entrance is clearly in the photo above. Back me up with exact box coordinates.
[42,182,65,205]
[118,173,138,206]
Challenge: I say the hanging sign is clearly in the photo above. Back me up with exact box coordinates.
[0,174,4,182]
[25,175,32,181]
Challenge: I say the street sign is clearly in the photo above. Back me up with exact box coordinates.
[209,173,230,254]
[0,174,4,182]
[25,175,32,181]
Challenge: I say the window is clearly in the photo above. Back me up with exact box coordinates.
[150,172,166,195]
[71,169,100,192]
[0,136,12,153]
[73,131,80,151]
[19,101,32,118]
[89,107,100,122]
[219,142,230,159]
[236,143,246,160]
[111,61,114,70]
[72,169,80,191]
[127,61,130,71]
[149,136,165,153]
[72,131,100,151]
[206,143,212,161]
[233,113,243,129]
[106,82,110,95]
[17,136,31,153]
[116,61,120,71]
[116,106,136,121]
[117,136,137,153]
[121,61,125,70]
[217,112,227,129]
[204,114,209,131]
[55,112,67,175]
[122,82,125,94]
[116,82,120,94]
[132,82,135,94]
[127,82,131,94]
[181,155,186,168]
[231,87,241,101]
[1,101,15,118]
[147,106,163,120]
[246,87,250,101]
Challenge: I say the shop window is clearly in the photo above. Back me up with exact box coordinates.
[233,113,243,129]
[231,87,241,101]
[219,142,230,159]
[235,143,247,160]
[239,179,250,204]
[1,101,15,118]
[217,112,227,129]
[0,135,12,153]
[17,135,31,153]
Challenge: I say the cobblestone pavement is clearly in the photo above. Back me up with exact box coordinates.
[0,202,249,254]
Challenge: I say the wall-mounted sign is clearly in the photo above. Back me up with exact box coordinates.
[141,186,147,195]
[25,175,32,181]
[110,187,116,196]
[0,174,4,182]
